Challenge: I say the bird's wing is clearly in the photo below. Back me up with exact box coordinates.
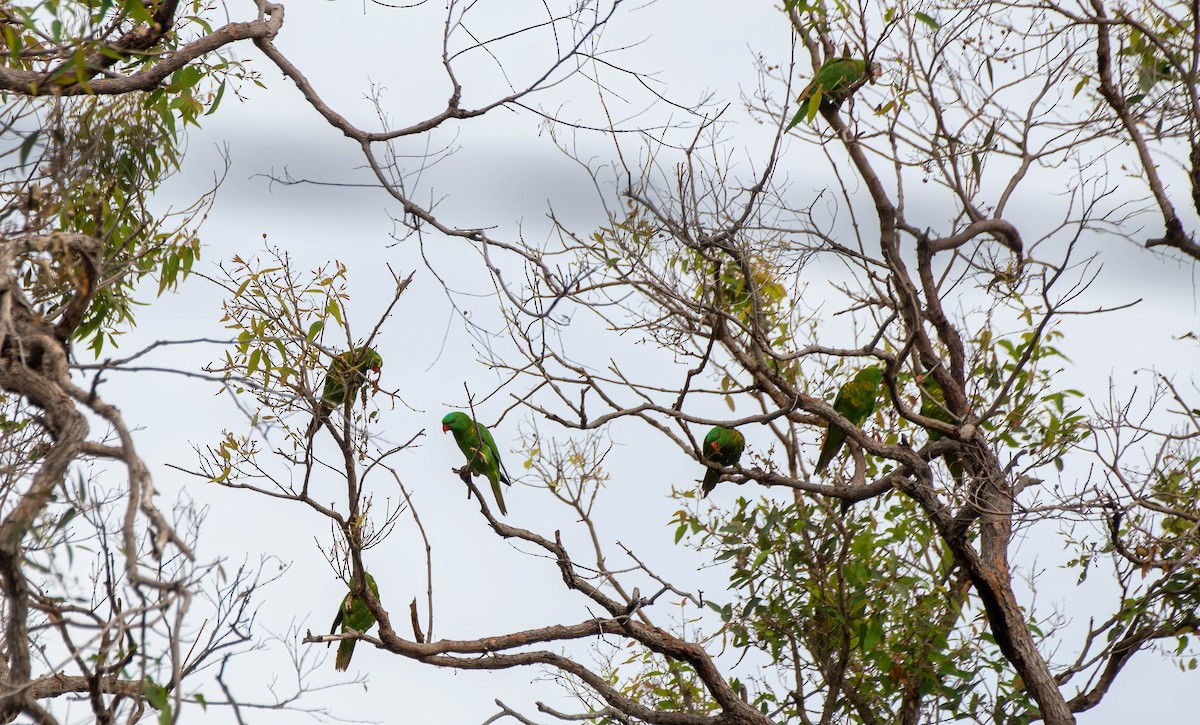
[478,424,511,484]
[329,593,348,642]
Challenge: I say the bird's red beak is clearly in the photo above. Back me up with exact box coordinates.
[709,441,720,451]
[442,424,450,433]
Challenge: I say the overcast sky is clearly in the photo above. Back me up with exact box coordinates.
[86,0,1200,722]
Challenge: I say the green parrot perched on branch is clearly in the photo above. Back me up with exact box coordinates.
[442,411,511,515]
[329,572,380,672]
[786,55,873,130]
[919,373,964,483]
[700,426,745,497]
[814,366,884,474]
[306,346,383,439]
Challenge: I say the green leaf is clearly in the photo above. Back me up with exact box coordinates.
[145,678,168,710]
[170,66,203,92]
[862,617,884,650]
[785,94,821,131]
[55,507,77,532]
[915,11,940,30]
[206,80,227,116]
[2,25,22,57]
[327,299,344,327]
[18,131,40,167]
[122,0,154,25]
[806,90,822,121]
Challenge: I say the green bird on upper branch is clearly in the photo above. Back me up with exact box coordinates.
[329,572,380,672]
[919,373,964,483]
[786,55,874,130]
[814,366,884,474]
[306,346,383,439]
[442,411,511,515]
[700,425,745,497]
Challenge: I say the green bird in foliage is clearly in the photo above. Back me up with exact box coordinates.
[919,374,964,482]
[306,346,383,438]
[815,366,884,474]
[442,411,511,515]
[786,56,871,130]
[701,426,745,497]
[329,572,380,672]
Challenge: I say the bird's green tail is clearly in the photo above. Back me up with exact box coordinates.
[489,474,508,515]
[335,638,356,672]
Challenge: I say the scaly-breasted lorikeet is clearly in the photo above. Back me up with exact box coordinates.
[919,373,964,482]
[701,426,745,497]
[329,572,380,671]
[786,56,871,130]
[442,411,511,515]
[306,346,383,438]
[814,366,884,473]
